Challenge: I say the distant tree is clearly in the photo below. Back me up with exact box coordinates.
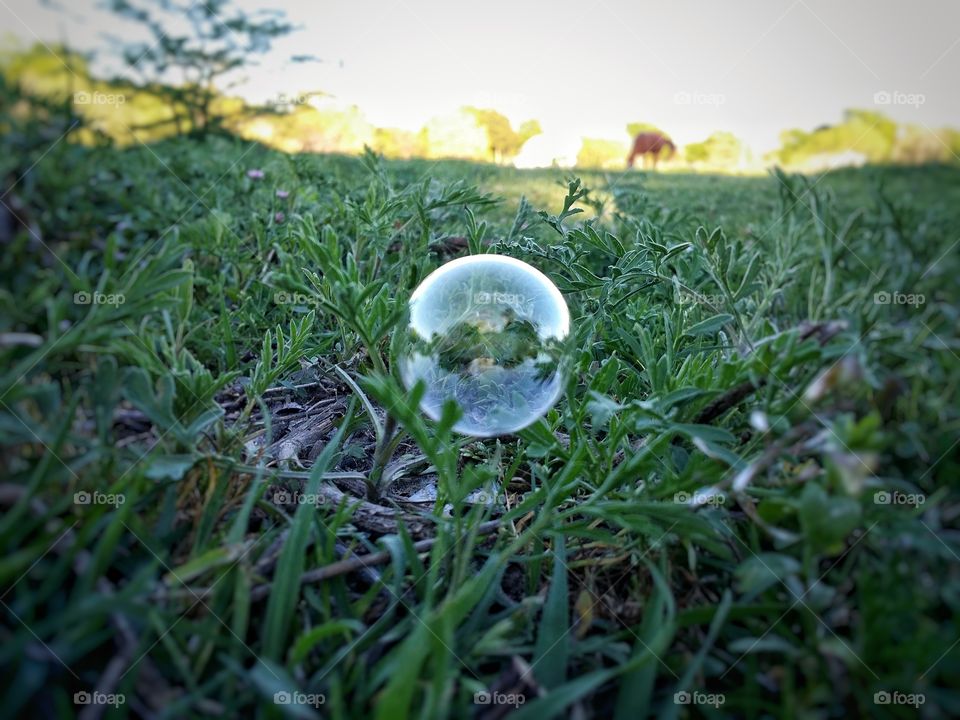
[464,107,542,163]
[370,127,420,159]
[417,110,490,160]
[517,119,543,147]
[891,125,952,164]
[577,138,628,169]
[684,131,743,168]
[107,0,296,137]
[2,43,89,101]
[772,109,898,166]
[3,42,185,146]
[239,103,374,154]
[946,129,960,159]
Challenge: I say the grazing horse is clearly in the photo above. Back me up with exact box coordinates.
[627,132,676,169]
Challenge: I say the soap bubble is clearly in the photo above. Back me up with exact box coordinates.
[398,254,570,437]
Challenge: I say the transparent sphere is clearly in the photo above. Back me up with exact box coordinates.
[398,254,570,437]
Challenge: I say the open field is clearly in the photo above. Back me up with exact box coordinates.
[2,135,959,718]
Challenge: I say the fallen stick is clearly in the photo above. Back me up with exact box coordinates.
[248,519,501,601]
[688,319,846,428]
[692,379,765,426]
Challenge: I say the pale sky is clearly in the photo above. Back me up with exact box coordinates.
[2,0,959,153]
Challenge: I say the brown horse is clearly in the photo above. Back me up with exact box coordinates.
[627,132,676,169]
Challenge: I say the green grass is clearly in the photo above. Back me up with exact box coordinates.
[1,131,959,719]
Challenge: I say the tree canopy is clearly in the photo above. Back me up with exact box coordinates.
[107,0,296,136]
[464,107,542,163]
[684,132,744,168]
